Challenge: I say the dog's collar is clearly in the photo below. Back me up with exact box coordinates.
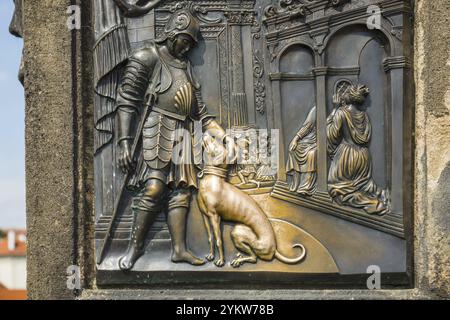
[199,166,228,179]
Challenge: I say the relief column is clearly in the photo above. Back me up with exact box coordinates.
[225,2,253,127]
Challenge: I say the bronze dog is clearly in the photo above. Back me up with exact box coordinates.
[198,135,306,268]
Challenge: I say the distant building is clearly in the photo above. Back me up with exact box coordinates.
[0,229,26,299]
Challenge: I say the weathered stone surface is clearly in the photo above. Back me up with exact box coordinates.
[22,0,449,299]
[413,0,450,299]
[23,0,95,299]
[81,288,431,300]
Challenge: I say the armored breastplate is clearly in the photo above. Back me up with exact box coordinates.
[155,56,196,118]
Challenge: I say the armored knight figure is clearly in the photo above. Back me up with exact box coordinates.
[116,8,231,270]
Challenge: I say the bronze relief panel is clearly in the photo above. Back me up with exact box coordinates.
[93,0,413,287]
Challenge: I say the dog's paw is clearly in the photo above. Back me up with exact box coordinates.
[230,254,243,268]
[214,259,225,267]
[230,259,241,268]
[206,253,215,261]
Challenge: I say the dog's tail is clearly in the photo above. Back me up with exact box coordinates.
[275,244,306,264]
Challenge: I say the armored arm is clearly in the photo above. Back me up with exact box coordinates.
[194,90,238,162]
[116,48,158,172]
[194,91,228,139]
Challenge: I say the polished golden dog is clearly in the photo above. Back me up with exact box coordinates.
[198,135,306,268]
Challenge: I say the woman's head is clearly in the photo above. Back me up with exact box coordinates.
[344,84,370,105]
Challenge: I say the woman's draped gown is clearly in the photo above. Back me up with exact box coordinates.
[286,106,317,196]
[327,105,388,215]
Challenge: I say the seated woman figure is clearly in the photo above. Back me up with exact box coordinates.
[286,106,317,196]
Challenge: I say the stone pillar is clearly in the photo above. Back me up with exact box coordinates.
[413,0,450,297]
[23,0,94,299]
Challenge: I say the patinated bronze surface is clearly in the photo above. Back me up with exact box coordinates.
[93,0,413,287]
[287,106,317,196]
[327,84,389,215]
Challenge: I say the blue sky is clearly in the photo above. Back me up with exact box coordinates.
[0,1,26,228]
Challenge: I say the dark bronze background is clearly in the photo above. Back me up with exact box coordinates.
[93,0,413,287]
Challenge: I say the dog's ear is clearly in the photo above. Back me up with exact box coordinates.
[223,135,239,164]
[202,134,213,151]
[203,134,219,160]
[229,144,239,164]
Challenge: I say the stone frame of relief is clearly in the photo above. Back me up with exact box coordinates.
[91,0,414,288]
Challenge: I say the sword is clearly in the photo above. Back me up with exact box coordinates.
[96,94,154,265]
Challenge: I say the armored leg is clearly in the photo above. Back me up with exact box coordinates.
[119,178,167,270]
[167,188,205,266]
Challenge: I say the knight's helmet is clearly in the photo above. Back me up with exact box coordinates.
[160,7,200,43]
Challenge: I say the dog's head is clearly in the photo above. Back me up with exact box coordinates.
[202,134,238,169]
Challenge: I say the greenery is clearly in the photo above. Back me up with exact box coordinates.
[0,229,6,239]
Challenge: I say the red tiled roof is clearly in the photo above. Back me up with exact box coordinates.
[0,229,26,257]
[0,289,27,300]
